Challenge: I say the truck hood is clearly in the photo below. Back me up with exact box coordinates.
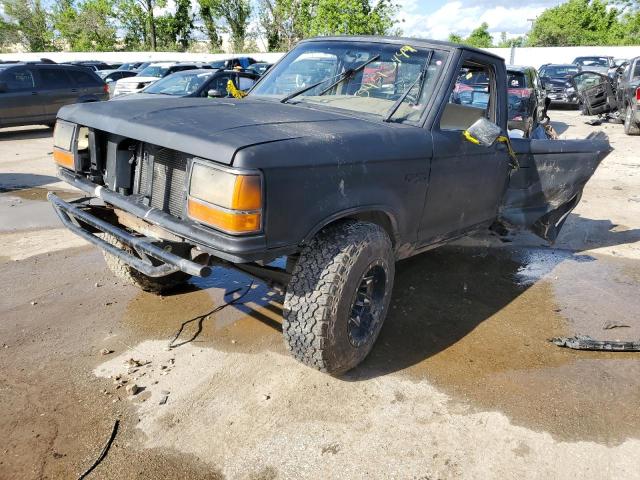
[57,98,382,165]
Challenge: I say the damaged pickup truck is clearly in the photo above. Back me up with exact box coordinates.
[48,37,611,374]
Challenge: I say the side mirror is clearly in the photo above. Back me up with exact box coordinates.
[0,81,7,93]
[207,89,223,98]
[540,77,549,89]
[463,118,502,147]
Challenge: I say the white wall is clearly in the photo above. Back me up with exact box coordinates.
[1,46,639,69]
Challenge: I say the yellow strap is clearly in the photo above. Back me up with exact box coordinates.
[462,130,480,144]
[462,131,519,169]
[497,135,519,169]
[226,79,247,99]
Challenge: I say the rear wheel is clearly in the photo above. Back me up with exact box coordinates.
[283,221,395,375]
[624,104,640,135]
[102,234,191,294]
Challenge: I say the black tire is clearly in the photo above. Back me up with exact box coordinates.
[624,104,640,135]
[283,221,395,375]
[102,234,190,294]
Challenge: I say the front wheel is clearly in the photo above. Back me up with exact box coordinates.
[283,221,395,375]
[102,234,191,294]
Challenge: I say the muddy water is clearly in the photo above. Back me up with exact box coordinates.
[121,244,640,444]
[122,267,284,354]
[0,186,80,202]
[355,246,640,444]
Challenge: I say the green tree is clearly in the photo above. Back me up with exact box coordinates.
[497,31,524,48]
[53,0,117,51]
[257,0,313,51]
[528,0,623,46]
[197,0,223,51]
[465,22,493,48]
[154,0,193,51]
[1,0,55,51]
[115,0,148,49]
[308,0,398,36]
[201,0,251,52]
[448,23,493,48]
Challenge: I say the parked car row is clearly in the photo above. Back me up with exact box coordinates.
[0,56,274,129]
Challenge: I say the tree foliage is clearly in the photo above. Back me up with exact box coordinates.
[1,0,55,51]
[528,0,624,46]
[257,0,397,51]
[201,0,252,52]
[53,0,117,51]
[448,22,493,48]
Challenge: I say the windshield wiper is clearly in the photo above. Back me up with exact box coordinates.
[383,50,433,122]
[317,54,381,96]
[280,54,381,104]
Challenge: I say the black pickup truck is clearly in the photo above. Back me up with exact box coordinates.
[48,36,611,374]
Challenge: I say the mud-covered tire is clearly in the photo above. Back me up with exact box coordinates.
[283,221,395,375]
[624,104,640,135]
[102,234,190,294]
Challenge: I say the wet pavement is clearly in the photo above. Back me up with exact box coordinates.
[1,114,640,479]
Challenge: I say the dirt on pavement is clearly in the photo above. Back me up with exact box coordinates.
[1,111,639,480]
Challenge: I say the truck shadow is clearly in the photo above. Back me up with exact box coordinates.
[348,245,533,380]
[0,173,60,192]
[0,126,53,141]
[557,214,640,252]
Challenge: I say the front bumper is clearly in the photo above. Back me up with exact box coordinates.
[547,92,578,104]
[49,193,211,278]
[52,168,290,265]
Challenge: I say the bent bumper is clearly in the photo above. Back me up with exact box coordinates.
[48,193,212,278]
[53,168,284,263]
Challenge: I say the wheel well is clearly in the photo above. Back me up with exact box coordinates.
[316,210,397,246]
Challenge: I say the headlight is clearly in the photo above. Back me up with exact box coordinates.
[565,87,575,94]
[53,120,74,151]
[188,162,262,234]
[53,120,75,169]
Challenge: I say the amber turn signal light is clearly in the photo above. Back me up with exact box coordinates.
[187,198,261,234]
[53,148,74,169]
[231,175,262,210]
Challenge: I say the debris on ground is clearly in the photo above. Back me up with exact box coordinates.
[603,321,631,330]
[77,419,119,480]
[550,335,640,351]
[125,383,140,395]
[99,348,113,355]
[585,118,603,126]
[159,390,170,405]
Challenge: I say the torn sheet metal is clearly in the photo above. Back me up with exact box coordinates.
[551,335,640,351]
[499,132,612,242]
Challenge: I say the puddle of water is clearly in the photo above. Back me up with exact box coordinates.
[121,243,640,444]
[122,266,283,354]
[352,245,640,444]
[0,187,80,202]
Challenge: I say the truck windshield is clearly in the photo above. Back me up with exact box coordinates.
[250,40,447,123]
[144,71,213,96]
[138,65,170,78]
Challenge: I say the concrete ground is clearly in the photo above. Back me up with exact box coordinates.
[1,111,639,480]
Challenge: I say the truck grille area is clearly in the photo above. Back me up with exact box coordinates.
[136,145,189,217]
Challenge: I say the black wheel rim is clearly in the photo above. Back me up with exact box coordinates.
[347,261,387,348]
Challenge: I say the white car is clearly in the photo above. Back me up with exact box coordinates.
[111,62,211,97]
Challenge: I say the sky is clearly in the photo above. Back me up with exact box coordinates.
[396,0,565,41]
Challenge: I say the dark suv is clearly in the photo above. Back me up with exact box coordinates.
[0,63,108,128]
[506,66,548,134]
[539,64,581,107]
